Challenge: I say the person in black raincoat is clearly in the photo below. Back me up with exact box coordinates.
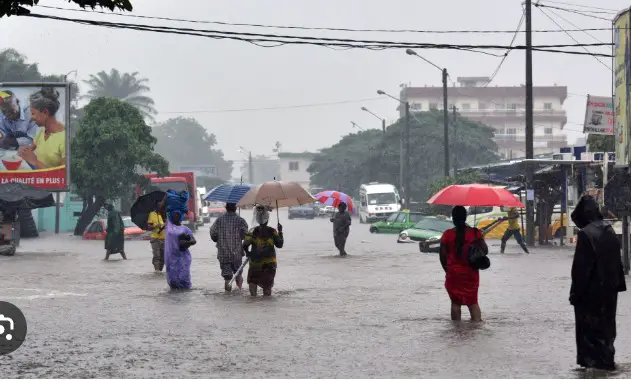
[104,203,127,260]
[570,195,626,370]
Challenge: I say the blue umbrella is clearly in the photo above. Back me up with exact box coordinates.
[204,183,253,204]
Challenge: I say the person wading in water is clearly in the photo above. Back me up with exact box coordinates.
[439,206,488,321]
[570,195,626,370]
[330,202,351,256]
[104,203,127,260]
[210,202,249,292]
[243,206,283,296]
[500,207,529,254]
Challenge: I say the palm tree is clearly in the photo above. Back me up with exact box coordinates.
[83,69,157,120]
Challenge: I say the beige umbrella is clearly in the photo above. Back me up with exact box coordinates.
[237,180,315,220]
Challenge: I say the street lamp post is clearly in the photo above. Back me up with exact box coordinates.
[238,146,254,184]
[361,106,386,134]
[377,90,410,209]
[406,49,450,177]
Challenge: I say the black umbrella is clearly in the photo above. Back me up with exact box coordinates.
[130,190,166,231]
[0,183,55,211]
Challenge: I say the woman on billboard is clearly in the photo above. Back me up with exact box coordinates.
[17,87,65,169]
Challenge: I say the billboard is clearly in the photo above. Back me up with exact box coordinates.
[583,95,614,135]
[179,165,217,178]
[614,10,630,166]
[0,83,70,190]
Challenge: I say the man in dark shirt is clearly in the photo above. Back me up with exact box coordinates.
[330,202,351,256]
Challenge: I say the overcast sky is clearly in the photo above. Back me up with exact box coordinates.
[0,0,622,169]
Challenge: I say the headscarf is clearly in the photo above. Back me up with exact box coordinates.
[452,206,468,257]
[254,205,270,226]
[166,189,189,223]
[571,195,603,229]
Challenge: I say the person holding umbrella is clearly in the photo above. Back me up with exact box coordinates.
[209,202,249,291]
[147,199,166,271]
[243,205,283,296]
[330,202,351,256]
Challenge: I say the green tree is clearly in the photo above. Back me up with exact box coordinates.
[83,68,156,120]
[1,0,132,17]
[152,117,233,180]
[71,97,168,235]
[308,110,499,202]
[587,134,615,152]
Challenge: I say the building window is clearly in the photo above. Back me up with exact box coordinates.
[509,103,518,110]
[461,103,471,110]
[495,103,504,110]
[544,127,553,135]
[544,102,553,110]
[448,103,454,110]
[410,102,422,110]
[429,103,438,110]
[479,102,487,110]
[506,128,517,135]
[289,161,299,171]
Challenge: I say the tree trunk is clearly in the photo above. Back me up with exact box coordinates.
[73,195,104,236]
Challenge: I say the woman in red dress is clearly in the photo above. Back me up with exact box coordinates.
[439,206,488,321]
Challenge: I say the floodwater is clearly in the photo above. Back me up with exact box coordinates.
[1,210,631,378]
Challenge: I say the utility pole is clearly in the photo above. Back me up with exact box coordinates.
[382,118,386,134]
[248,151,254,185]
[404,101,411,209]
[452,105,458,174]
[442,68,450,177]
[525,0,535,246]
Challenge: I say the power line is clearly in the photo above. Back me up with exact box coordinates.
[535,4,613,21]
[34,4,618,35]
[536,5,612,71]
[544,5,609,45]
[23,13,614,57]
[160,97,386,114]
[539,0,618,13]
[486,11,526,87]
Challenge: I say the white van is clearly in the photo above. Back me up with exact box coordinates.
[358,183,402,223]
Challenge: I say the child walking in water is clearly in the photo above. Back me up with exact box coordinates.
[243,205,283,296]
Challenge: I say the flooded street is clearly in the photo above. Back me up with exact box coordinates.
[1,211,631,378]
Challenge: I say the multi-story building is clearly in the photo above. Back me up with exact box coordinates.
[278,152,316,189]
[399,77,568,159]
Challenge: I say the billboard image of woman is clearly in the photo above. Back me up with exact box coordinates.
[0,83,70,190]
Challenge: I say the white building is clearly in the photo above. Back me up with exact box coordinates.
[278,152,315,189]
[399,77,568,159]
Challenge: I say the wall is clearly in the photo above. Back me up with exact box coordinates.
[279,157,312,188]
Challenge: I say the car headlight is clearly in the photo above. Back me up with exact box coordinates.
[399,232,409,239]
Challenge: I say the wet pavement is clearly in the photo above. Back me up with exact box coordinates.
[1,210,631,378]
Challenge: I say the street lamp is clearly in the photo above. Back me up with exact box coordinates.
[238,146,254,184]
[405,49,450,178]
[361,106,386,134]
[377,89,410,210]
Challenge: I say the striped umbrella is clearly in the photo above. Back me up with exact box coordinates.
[313,190,354,212]
[204,183,253,204]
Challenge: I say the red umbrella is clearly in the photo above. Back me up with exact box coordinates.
[427,184,525,208]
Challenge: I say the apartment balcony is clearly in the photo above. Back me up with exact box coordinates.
[456,109,567,123]
[494,134,567,149]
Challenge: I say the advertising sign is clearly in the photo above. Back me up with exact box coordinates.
[583,95,614,135]
[0,83,70,190]
[614,10,630,166]
[179,165,217,178]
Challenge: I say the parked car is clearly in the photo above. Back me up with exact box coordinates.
[369,210,426,234]
[288,204,316,219]
[83,217,151,241]
[397,217,454,253]
[207,202,225,218]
